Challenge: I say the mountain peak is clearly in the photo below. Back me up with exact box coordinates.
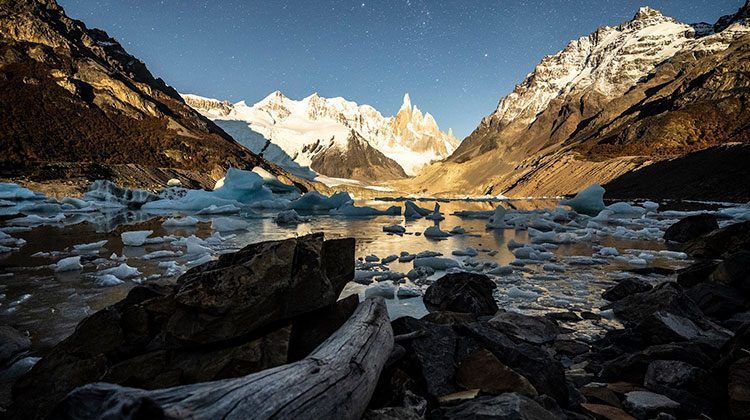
[401,93,412,112]
[633,6,663,21]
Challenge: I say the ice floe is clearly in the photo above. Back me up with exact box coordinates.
[121,230,153,247]
[55,256,82,272]
[561,184,605,215]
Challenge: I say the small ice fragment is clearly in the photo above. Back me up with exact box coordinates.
[55,256,82,272]
[381,255,398,264]
[413,257,460,270]
[96,274,124,286]
[383,225,406,234]
[452,247,478,257]
[486,206,507,229]
[121,230,153,247]
[364,282,396,299]
[162,216,198,227]
[449,226,466,235]
[424,225,451,238]
[275,209,309,225]
[99,263,140,279]
[73,240,108,252]
[397,285,422,298]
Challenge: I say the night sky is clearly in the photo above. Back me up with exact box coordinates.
[60,0,743,138]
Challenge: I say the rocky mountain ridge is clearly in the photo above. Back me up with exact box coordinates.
[405,2,750,200]
[0,0,311,193]
[183,91,458,180]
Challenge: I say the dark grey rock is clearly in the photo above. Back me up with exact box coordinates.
[487,311,560,344]
[663,214,718,243]
[434,394,558,420]
[602,278,652,302]
[423,272,498,315]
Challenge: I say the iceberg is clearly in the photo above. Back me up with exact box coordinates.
[561,184,605,216]
[274,209,309,225]
[404,200,431,219]
[251,167,298,193]
[486,206,507,229]
[143,190,242,212]
[330,204,401,217]
[211,217,249,232]
[212,167,274,202]
[121,230,153,247]
[162,216,199,227]
[425,203,444,221]
[196,204,241,214]
[413,257,460,270]
[0,183,38,200]
[84,180,158,207]
[287,191,353,211]
[55,256,82,272]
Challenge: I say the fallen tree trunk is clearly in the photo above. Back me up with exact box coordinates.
[50,298,393,420]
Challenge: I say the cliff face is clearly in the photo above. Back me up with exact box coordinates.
[406,4,750,200]
[0,0,311,192]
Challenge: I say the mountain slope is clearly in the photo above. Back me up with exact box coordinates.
[183,91,457,180]
[406,4,750,200]
[0,0,310,193]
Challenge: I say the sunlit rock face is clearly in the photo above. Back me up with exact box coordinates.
[406,4,750,200]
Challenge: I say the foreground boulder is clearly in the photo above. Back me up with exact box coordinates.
[663,214,719,243]
[423,273,498,315]
[433,393,558,420]
[11,233,354,420]
[684,221,750,258]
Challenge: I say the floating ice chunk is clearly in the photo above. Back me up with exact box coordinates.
[597,247,619,257]
[364,282,396,299]
[121,230,153,247]
[565,256,607,265]
[84,180,157,207]
[186,253,214,267]
[211,217,249,232]
[159,260,185,276]
[607,202,646,215]
[0,183,38,200]
[629,257,649,266]
[381,255,398,264]
[591,209,614,222]
[162,216,199,227]
[424,225,451,238]
[197,204,241,214]
[251,167,298,193]
[719,206,750,221]
[399,253,416,263]
[642,201,659,212]
[211,167,274,203]
[61,197,96,212]
[543,263,566,273]
[0,199,15,207]
[449,226,465,235]
[95,274,124,286]
[383,224,406,234]
[73,240,108,253]
[414,257,460,270]
[397,285,422,298]
[0,245,14,253]
[18,202,63,214]
[287,191,353,211]
[513,246,541,260]
[487,265,513,276]
[425,203,444,221]
[561,184,605,215]
[453,210,493,219]
[528,228,557,244]
[365,255,380,262]
[658,250,688,260]
[507,239,524,250]
[416,250,442,258]
[185,236,212,255]
[507,287,539,300]
[452,247,478,257]
[99,263,140,279]
[8,214,65,226]
[404,200,431,219]
[331,204,401,217]
[55,256,82,272]
[407,266,435,279]
[275,209,309,225]
[142,250,182,260]
[486,206,507,229]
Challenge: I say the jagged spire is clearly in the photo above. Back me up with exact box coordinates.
[633,6,663,21]
[401,93,412,112]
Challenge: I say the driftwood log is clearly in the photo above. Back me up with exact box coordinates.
[50,298,394,420]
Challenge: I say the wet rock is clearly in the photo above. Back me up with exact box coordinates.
[11,234,355,420]
[607,282,705,327]
[554,340,590,357]
[686,282,747,320]
[635,311,732,349]
[623,391,679,419]
[0,326,30,366]
[663,214,718,243]
[423,273,498,315]
[598,342,715,384]
[580,403,635,420]
[455,349,537,397]
[684,221,750,259]
[433,393,558,420]
[676,260,720,288]
[643,360,705,390]
[723,311,750,331]
[602,278,652,302]
[709,251,750,295]
[580,386,623,408]
[729,357,750,419]
[362,407,422,420]
[487,311,560,344]
[546,311,582,323]
[456,322,570,406]
[420,311,477,325]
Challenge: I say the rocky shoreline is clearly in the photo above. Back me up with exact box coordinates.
[1,216,749,419]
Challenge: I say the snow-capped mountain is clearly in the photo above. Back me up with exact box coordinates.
[182,91,458,179]
[408,3,750,199]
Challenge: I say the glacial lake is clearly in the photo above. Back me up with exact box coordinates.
[0,198,720,353]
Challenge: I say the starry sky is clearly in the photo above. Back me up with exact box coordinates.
[60,0,743,139]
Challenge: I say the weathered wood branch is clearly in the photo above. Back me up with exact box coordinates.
[51,298,394,420]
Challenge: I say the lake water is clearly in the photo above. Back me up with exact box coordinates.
[0,198,703,353]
